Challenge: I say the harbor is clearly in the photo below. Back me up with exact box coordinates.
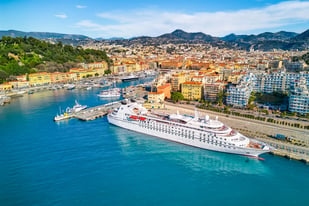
[1,77,309,206]
[0,70,157,107]
[53,94,309,163]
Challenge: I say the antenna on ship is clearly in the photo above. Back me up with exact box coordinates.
[205,115,210,123]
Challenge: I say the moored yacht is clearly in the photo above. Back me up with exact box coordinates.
[69,100,87,113]
[121,74,139,82]
[107,103,274,158]
[97,88,121,98]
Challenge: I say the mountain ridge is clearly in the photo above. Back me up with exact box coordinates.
[1,29,309,51]
[0,29,91,40]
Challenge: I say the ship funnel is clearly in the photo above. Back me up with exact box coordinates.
[205,115,209,122]
[215,116,218,120]
[177,110,179,115]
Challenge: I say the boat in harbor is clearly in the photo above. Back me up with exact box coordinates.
[0,95,11,106]
[121,74,139,82]
[97,88,121,98]
[69,100,87,112]
[54,112,70,121]
[107,103,274,158]
[54,100,87,121]
[66,84,75,90]
[100,80,113,88]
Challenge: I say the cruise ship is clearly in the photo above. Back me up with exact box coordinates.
[107,103,274,158]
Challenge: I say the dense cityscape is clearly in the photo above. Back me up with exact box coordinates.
[1,0,309,205]
[1,41,309,116]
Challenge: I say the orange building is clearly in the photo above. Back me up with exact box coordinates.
[157,83,171,99]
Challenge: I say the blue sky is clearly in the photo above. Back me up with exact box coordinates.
[0,0,309,38]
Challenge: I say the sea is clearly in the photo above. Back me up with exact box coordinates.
[0,77,309,206]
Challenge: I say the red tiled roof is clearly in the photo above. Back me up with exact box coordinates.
[183,81,203,85]
[149,91,164,95]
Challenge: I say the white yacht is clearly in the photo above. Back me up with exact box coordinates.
[107,103,274,158]
[69,100,87,113]
[97,88,121,98]
[66,84,75,90]
[121,74,139,82]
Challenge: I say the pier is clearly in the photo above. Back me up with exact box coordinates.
[54,101,121,122]
[73,101,121,121]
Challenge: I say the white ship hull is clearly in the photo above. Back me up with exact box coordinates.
[107,114,269,157]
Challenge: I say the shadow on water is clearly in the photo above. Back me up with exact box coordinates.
[109,125,269,176]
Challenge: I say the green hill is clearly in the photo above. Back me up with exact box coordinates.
[0,36,111,83]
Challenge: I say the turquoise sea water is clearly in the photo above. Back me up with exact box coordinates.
[1,78,309,206]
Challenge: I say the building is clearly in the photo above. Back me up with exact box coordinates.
[148,92,165,103]
[203,83,223,102]
[226,74,254,107]
[252,71,309,94]
[285,61,304,72]
[157,83,171,99]
[69,68,97,80]
[181,82,203,100]
[171,73,187,91]
[0,83,13,91]
[288,78,309,114]
[16,75,27,81]
[86,61,108,70]
[8,81,29,89]
[28,72,51,86]
[50,72,69,83]
[144,91,165,109]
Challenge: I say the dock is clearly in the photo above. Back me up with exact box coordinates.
[72,101,121,121]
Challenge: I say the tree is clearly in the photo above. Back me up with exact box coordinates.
[280,111,287,117]
[217,91,225,106]
[171,92,184,103]
[248,104,255,110]
[104,69,112,75]
[0,69,8,83]
[248,92,256,105]
[0,36,111,82]
[224,106,230,113]
[95,73,99,77]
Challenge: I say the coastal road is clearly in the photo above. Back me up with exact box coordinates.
[163,102,309,142]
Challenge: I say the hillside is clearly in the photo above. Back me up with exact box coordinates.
[0,36,111,83]
[0,30,91,40]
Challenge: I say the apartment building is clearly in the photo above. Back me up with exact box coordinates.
[181,82,203,100]
[289,78,309,114]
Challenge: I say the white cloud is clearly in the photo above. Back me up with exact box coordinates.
[55,14,67,19]
[76,5,87,9]
[76,1,309,37]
